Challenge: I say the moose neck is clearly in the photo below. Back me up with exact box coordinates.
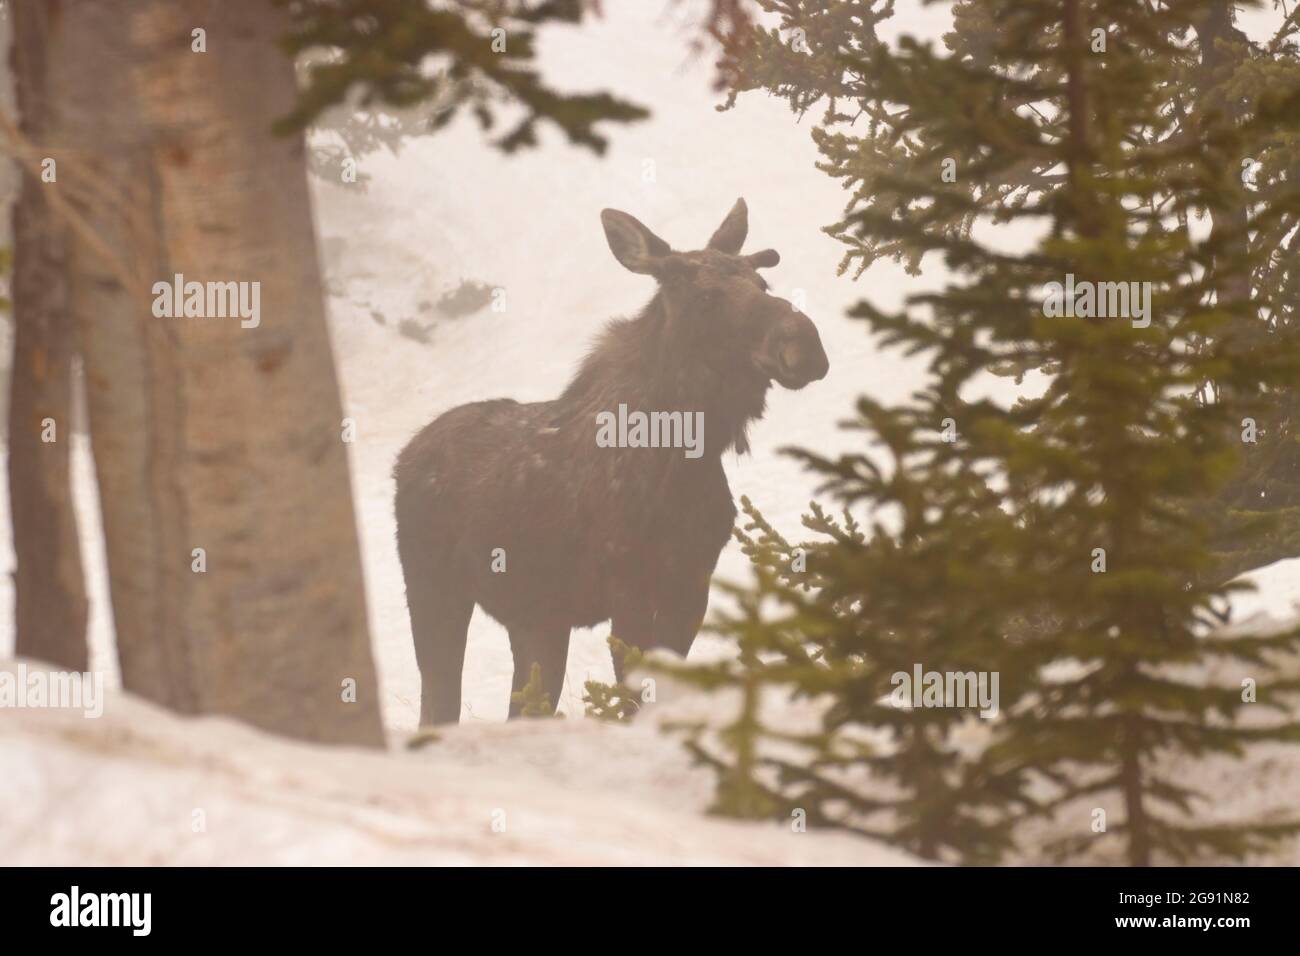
[557,292,770,458]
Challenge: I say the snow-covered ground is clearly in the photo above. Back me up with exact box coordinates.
[0,658,919,865]
[2,2,1299,865]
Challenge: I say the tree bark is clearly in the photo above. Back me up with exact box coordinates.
[40,0,384,745]
[7,0,89,671]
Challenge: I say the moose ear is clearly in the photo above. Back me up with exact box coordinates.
[601,209,671,275]
[707,197,748,254]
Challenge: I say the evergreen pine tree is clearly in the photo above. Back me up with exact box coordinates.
[684,0,1300,865]
[583,637,649,722]
[723,0,1300,578]
[512,662,560,718]
[274,0,649,152]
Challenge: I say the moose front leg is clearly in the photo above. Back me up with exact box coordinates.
[507,625,571,718]
[610,593,655,685]
[610,558,700,682]
[650,565,712,658]
[610,566,712,681]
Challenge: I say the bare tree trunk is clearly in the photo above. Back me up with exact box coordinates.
[7,0,89,670]
[39,0,383,746]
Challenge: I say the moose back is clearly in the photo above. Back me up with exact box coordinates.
[394,200,828,725]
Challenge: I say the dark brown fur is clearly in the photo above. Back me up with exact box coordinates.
[394,200,828,724]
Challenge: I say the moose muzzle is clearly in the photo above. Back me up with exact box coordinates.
[761,311,829,390]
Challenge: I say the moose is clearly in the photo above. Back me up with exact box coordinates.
[394,200,829,725]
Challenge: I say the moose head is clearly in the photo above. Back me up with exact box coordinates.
[599,199,829,391]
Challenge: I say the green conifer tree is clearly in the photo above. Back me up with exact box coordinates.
[583,637,648,722]
[723,0,1300,578]
[512,662,560,718]
[685,0,1300,865]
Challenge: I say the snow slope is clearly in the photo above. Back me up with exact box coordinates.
[0,657,918,866]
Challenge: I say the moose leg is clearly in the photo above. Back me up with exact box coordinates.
[507,625,570,718]
[611,584,657,684]
[610,611,653,684]
[402,556,475,726]
[651,603,708,659]
[650,567,712,658]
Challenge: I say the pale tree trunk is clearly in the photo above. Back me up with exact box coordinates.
[7,0,89,670]
[38,0,383,746]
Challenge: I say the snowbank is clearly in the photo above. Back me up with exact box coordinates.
[0,658,918,866]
